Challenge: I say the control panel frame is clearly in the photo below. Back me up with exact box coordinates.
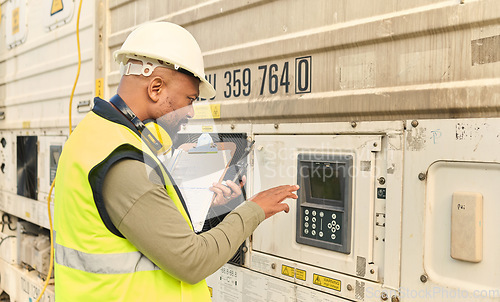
[296,153,353,254]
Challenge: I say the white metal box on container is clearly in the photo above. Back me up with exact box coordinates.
[400,118,500,301]
[201,121,405,301]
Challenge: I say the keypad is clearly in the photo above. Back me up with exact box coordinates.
[301,207,343,244]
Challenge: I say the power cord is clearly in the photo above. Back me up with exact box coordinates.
[1,213,16,232]
[68,0,83,136]
[0,235,15,247]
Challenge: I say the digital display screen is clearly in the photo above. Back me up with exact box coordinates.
[308,163,343,201]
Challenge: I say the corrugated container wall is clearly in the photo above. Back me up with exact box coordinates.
[0,0,498,301]
[0,0,95,130]
[106,0,499,123]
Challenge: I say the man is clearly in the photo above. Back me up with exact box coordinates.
[54,22,298,301]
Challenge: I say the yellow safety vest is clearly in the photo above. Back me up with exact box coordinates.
[54,103,211,301]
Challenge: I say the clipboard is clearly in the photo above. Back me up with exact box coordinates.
[166,134,236,232]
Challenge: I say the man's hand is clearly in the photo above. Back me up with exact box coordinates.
[249,185,299,219]
[209,176,246,206]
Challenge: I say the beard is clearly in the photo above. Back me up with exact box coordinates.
[155,113,188,147]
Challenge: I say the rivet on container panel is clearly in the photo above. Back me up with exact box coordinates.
[230,124,235,130]
[351,121,357,128]
[418,172,426,181]
[274,124,279,129]
[391,295,400,302]
[381,292,388,301]
[411,120,419,128]
[271,263,276,269]
[420,274,428,283]
[347,284,353,291]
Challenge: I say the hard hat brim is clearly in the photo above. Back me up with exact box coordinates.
[199,77,216,99]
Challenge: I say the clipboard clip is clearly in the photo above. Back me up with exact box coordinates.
[188,133,218,154]
[229,140,255,183]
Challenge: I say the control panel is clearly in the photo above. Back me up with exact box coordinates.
[300,207,343,245]
[296,154,353,254]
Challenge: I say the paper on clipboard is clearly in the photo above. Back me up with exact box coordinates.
[167,143,234,232]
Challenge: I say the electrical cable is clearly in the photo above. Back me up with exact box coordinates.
[1,213,16,232]
[36,0,83,300]
[68,0,83,136]
[35,180,55,302]
[0,235,15,247]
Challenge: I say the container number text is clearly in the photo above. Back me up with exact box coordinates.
[202,56,312,100]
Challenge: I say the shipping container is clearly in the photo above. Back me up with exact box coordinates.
[0,0,498,301]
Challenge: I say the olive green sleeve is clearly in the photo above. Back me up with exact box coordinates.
[102,159,265,284]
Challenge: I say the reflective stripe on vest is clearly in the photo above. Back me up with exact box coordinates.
[55,242,161,274]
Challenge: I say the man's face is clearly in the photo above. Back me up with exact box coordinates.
[154,72,200,143]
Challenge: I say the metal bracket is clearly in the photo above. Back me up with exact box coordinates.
[77,100,92,113]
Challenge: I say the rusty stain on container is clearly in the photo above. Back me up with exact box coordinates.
[406,127,426,151]
[471,35,500,66]
[455,122,488,141]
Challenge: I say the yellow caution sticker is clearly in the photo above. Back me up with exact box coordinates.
[193,104,221,119]
[295,268,306,281]
[51,0,64,15]
[12,7,20,35]
[22,121,31,129]
[95,78,104,98]
[202,126,213,133]
[208,287,213,297]
[281,265,295,278]
[313,274,341,292]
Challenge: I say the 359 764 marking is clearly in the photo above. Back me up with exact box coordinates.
[201,56,312,100]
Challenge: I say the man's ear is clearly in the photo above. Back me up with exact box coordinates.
[148,76,164,102]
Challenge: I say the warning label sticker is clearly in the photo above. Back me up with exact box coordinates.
[51,0,64,15]
[281,265,295,278]
[193,104,221,119]
[313,274,341,292]
[12,7,19,34]
[202,126,214,133]
[95,78,104,98]
[295,269,306,281]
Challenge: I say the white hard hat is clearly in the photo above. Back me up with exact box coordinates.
[114,22,216,99]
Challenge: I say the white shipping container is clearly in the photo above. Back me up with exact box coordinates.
[0,0,497,301]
